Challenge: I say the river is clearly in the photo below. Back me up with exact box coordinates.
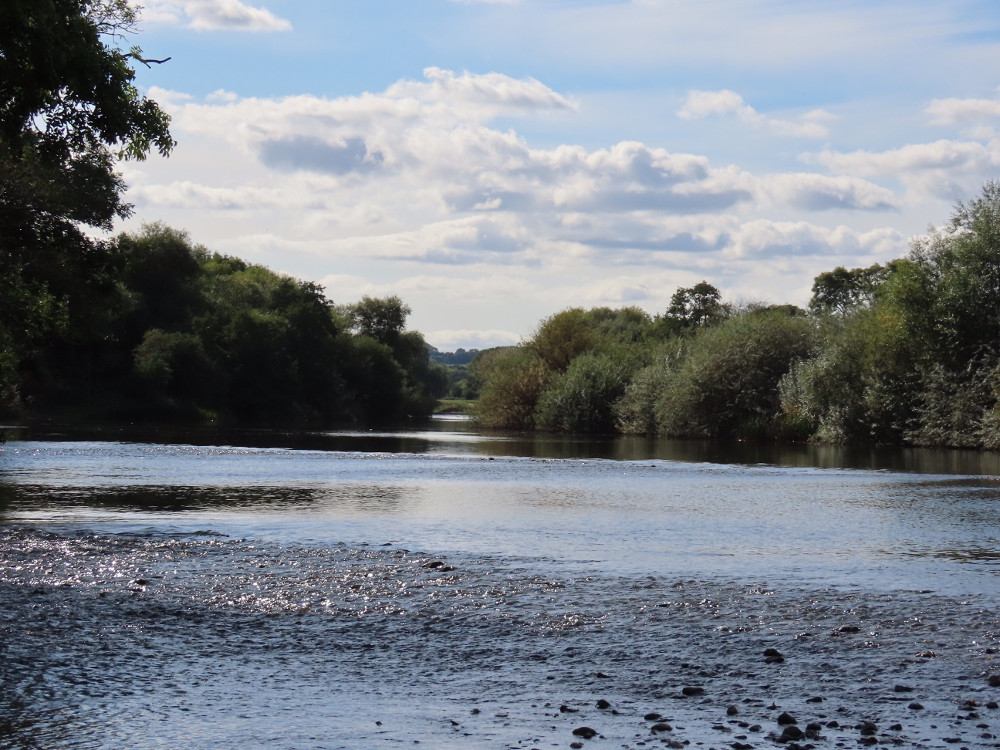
[1,417,999,749]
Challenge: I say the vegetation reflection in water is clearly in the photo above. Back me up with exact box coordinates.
[5,415,1000,474]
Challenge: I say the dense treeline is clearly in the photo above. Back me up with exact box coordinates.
[1,224,447,424]
[0,2,446,426]
[475,182,1000,449]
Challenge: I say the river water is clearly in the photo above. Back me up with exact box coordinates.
[1,418,1000,749]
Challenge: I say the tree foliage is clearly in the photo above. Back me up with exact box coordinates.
[645,308,816,439]
[808,264,892,317]
[782,181,1000,447]
[2,224,444,424]
[0,0,174,404]
[657,281,728,334]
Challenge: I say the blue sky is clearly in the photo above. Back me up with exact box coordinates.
[121,0,1000,349]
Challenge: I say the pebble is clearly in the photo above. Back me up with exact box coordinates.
[572,726,598,739]
[763,647,785,664]
[778,725,805,742]
[857,720,878,735]
[651,722,673,733]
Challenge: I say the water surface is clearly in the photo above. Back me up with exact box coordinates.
[2,419,999,749]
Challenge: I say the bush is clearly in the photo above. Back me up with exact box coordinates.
[534,347,644,433]
[614,341,687,434]
[475,347,550,429]
[779,304,923,444]
[652,309,817,439]
[904,361,998,448]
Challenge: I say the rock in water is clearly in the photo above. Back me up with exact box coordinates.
[778,725,805,742]
[572,727,598,739]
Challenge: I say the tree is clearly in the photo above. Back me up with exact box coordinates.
[347,296,411,345]
[808,264,891,317]
[655,281,728,336]
[0,0,173,408]
[531,308,598,372]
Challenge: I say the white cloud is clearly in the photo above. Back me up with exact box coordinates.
[678,89,831,138]
[131,68,966,344]
[725,220,906,260]
[138,68,915,283]
[386,67,577,117]
[805,139,1000,202]
[925,92,1000,126]
[813,140,998,176]
[144,0,292,31]
[760,173,898,211]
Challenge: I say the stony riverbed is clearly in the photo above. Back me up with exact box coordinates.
[2,525,1000,749]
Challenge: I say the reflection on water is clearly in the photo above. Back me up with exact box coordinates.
[5,415,1000,473]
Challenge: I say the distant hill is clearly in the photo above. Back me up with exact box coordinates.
[428,346,481,366]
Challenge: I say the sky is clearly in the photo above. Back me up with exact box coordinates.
[119,0,1000,351]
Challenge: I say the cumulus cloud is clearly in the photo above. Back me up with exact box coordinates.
[813,140,997,177]
[144,0,292,31]
[678,89,831,138]
[805,139,1000,201]
[133,68,923,338]
[386,67,577,117]
[258,136,385,175]
[725,220,906,260]
[925,92,1000,126]
[760,173,898,211]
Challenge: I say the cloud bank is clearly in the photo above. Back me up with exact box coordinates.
[127,71,1000,348]
[144,0,292,31]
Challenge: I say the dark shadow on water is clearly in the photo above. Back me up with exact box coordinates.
[0,483,410,514]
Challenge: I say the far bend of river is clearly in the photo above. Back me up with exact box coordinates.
[2,417,1000,749]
